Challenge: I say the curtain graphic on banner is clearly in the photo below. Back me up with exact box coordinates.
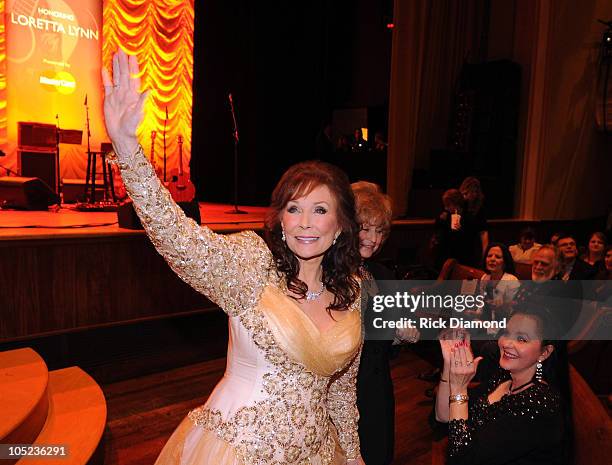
[0,0,194,184]
[102,0,195,181]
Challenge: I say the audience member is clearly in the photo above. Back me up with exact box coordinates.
[557,233,597,280]
[550,232,562,246]
[514,245,582,336]
[459,177,489,266]
[337,134,351,153]
[478,243,520,325]
[579,231,607,270]
[352,181,419,465]
[432,189,471,270]
[373,132,388,152]
[591,246,612,302]
[351,128,368,152]
[598,246,612,280]
[315,122,335,162]
[435,305,571,465]
[509,227,541,264]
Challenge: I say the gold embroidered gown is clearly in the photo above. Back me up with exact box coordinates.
[114,146,363,465]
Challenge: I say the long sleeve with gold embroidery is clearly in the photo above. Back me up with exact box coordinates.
[326,345,362,460]
[113,144,271,316]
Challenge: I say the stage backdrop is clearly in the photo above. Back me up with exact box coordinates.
[0,0,194,184]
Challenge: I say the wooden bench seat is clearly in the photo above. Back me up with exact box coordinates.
[18,367,107,465]
[0,348,49,446]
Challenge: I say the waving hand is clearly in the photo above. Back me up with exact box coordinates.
[101,50,149,153]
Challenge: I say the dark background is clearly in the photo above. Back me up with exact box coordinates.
[191,0,394,205]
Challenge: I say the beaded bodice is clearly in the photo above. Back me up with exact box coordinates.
[449,368,562,459]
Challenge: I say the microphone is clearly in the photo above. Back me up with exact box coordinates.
[228,93,238,142]
[84,94,88,106]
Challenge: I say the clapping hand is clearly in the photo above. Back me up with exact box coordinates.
[101,50,149,153]
[396,326,420,344]
[438,328,467,366]
[449,339,482,392]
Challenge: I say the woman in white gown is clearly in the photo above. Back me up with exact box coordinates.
[102,51,365,464]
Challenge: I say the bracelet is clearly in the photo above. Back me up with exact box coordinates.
[107,144,145,170]
[449,393,468,404]
[106,149,130,170]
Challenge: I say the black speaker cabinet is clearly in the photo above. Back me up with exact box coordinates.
[0,176,60,210]
[19,150,57,193]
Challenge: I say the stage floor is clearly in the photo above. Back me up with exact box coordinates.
[0,202,268,240]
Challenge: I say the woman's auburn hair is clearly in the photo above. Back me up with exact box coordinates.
[264,160,361,311]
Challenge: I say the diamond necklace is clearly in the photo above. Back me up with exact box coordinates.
[305,282,325,301]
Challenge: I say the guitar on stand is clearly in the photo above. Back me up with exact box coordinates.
[163,107,168,183]
[168,135,196,202]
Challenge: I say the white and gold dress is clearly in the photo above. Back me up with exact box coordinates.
[114,146,363,464]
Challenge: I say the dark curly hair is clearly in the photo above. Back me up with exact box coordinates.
[264,161,361,312]
[481,242,516,277]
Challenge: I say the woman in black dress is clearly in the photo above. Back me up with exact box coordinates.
[435,305,571,465]
[352,182,419,465]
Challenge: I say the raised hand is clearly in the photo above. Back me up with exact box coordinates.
[449,340,482,392]
[102,50,149,153]
[438,328,468,366]
[396,326,420,344]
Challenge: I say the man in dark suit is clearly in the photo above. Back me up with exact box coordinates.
[557,233,597,280]
[513,244,582,336]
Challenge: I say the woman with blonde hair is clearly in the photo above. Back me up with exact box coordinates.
[352,181,418,465]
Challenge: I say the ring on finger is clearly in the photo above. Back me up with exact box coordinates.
[466,360,473,366]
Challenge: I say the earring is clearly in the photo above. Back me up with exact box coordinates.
[281,229,286,242]
[535,359,543,382]
[332,233,339,246]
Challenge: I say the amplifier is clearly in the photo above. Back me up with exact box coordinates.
[18,122,57,149]
[19,149,57,193]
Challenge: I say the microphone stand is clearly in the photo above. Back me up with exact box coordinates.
[55,114,62,197]
[163,106,168,183]
[0,163,19,176]
[226,93,247,214]
[83,96,95,203]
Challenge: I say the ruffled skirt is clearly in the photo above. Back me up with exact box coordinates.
[154,415,347,465]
